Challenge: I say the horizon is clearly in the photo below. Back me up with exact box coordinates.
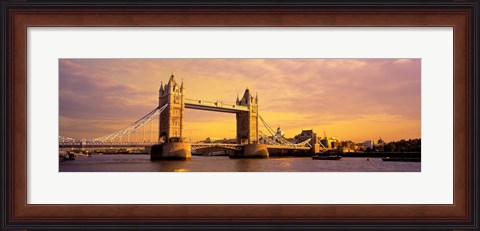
[59,58,421,143]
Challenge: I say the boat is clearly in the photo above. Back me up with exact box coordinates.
[382,157,420,162]
[63,153,76,161]
[312,155,342,160]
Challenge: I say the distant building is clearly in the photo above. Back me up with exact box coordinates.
[215,138,237,144]
[205,137,222,143]
[296,129,320,146]
[339,140,356,152]
[276,126,285,137]
[321,136,340,149]
[297,129,313,142]
[375,137,385,151]
[357,143,367,151]
[363,140,374,149]
[377,137,385,146]
[342,147,355,153]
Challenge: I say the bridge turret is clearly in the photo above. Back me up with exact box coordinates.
[236,88,259,144]
[159,73,185,143]
[166,73,178,93]
[238,88,253,106]
[152,74,191,160]
[159,81,164,94]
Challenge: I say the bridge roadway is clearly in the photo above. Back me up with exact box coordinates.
[184,98,248,113]
[60,142,311,151]
[191,143,311,151]
[59,142,158,148]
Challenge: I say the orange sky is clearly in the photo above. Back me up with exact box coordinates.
[59,59,421,143]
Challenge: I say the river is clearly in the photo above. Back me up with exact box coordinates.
[59,154,421,172]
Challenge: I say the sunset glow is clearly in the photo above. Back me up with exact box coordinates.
[59,59,421,143]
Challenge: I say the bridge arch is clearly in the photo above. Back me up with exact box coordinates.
[192,145,239,156]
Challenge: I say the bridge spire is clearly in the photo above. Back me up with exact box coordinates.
[167,72,178,92]
[239,88,252,106]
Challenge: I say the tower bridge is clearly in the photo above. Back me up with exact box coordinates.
[155,74,262,159]
[60,74,320,160]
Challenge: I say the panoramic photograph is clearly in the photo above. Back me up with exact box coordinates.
[59,58,421,172]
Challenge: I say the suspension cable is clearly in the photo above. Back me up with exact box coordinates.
[258,115,312,148]
[92,104,168,142]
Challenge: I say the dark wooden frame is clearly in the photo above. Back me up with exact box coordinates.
[1,0,478,230]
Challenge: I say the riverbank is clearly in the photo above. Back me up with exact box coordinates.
[339,152,420,158]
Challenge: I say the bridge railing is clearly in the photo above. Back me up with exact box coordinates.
[59,141,160,146]
[185,98,248,111]
[191,142,240,147]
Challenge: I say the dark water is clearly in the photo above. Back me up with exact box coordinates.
[59,154,421,172]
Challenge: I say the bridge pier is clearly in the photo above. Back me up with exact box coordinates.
[312,143,321,154]
[150,142,191,160]
[230,143,269,158]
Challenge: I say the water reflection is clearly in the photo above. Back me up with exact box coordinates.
[59,154,421,172]
[233,159,261,172]
[154,160,191,172]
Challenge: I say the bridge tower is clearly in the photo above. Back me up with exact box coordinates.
[233,89,268,158]
[151,74,191,160]
[159,74,185,142]
[236,88,259,144]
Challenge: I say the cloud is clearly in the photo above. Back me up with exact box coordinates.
[59,58,421,142]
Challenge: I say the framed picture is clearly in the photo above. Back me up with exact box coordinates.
[1,0,479,229]
[57,57,422,173]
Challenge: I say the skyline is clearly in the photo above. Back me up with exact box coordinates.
[59,58,421,143]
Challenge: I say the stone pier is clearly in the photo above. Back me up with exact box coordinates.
[230,143,269,158]
[312,143,321,154]
[150,142,191,160]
